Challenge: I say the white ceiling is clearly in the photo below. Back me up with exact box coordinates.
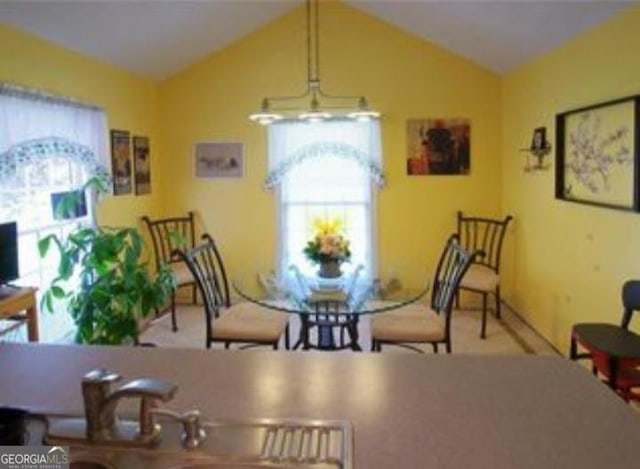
[0,1,636,81]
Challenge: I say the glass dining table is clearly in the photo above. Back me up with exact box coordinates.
[234,267,429,351]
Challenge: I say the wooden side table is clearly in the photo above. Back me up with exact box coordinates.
[0,286,39,342]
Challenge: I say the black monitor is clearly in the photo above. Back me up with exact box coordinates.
[0,221,19,285]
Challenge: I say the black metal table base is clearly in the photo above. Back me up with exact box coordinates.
[293,314,362,351]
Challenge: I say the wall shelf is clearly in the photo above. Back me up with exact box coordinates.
[521,143,552,172]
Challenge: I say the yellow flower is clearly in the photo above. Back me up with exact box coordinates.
[304,217,352,264]
[313,218,344,236]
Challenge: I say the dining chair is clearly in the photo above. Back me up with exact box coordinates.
[570,280,640,402]
[174,234,289,350]
[371,234,480,353]
[142,211,197,332]
[456,211,513,338]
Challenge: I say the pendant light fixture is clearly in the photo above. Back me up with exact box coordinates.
[249,0,380,125]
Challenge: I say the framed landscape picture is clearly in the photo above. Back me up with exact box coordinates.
[110,129,132,195]
[194,142,244,179]
[133,136,151,195]
[555,95,640,211]
[407,118,470,175]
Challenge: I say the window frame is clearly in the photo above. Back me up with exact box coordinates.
[275,161,378,282]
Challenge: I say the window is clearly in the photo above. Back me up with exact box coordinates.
[268,120,383,281]
[0,84,109,342]
[0,155,93,341]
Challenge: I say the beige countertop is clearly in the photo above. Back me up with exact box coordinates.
[1,343,639,468]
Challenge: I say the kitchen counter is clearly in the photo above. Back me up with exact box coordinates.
[1,343,639,468]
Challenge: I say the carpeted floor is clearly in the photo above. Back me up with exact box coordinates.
[140,301,559,355]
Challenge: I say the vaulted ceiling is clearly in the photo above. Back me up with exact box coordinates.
[0,1,635,81]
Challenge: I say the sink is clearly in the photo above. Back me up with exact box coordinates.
[24,414,352,469]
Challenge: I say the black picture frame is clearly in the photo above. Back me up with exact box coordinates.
[110,129,132,195]
[555,95,640,212]
[133,136,151,195]
[531,127,546,151]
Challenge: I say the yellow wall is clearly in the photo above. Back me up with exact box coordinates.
[7,2,639,351]
[7,2,638,350]
[0,23,163,228]
[159,1,502,290]
[501,6,640,352]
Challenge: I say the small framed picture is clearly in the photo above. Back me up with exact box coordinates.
[50,190,88,220]
[406,118,470,175]
[531,127,547,151]
[133,136,151,195]
[194,142,244,179]
[110,130,132,195]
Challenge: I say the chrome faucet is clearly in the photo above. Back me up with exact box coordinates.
[82,369,178,445]
[46,368,178,448]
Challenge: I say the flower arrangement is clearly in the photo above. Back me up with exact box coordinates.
[303,218,351,265]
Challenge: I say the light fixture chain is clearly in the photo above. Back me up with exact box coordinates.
[306,0,312,83]
[314,0,320,83]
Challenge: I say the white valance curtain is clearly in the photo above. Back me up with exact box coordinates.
[265,119,385,190]
[0,83,109,185]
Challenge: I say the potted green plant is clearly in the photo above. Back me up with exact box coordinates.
[39,181,175,345]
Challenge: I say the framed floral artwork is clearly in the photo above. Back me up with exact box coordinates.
[110,129,132,195]
[555,95,640,211]
[133,136,151,195]
[194,142,244,179]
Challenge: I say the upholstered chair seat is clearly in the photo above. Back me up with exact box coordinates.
[459,264,499,292]
[371,306,446,343]
[213,303,288,343]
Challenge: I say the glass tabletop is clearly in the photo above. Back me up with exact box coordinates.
[234,266,429,351]
[234,266,429,317]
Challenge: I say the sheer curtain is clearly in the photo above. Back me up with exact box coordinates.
[0,83,109,342]
[0,84,108,166]
[267,119,383,281]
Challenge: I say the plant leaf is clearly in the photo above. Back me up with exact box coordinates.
[50,286,66,299]
[59,253,74,279]
[38,236,52,257]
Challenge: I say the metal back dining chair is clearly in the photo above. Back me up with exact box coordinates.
[371,234,480,353]
[174,234,289,350]
[142,211,197,332]
[456,211,513,338]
